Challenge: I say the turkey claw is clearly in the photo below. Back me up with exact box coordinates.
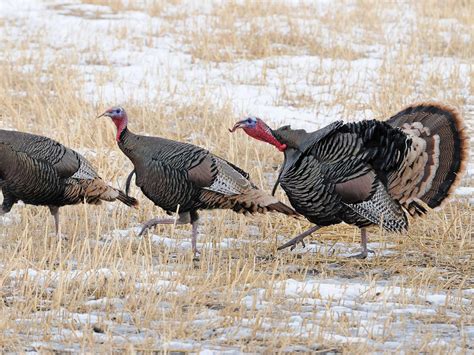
[277,225,320,252]
[278,236,307,251]
[349,248,375,259]
[137,226,149,236]
[290,239,305,251]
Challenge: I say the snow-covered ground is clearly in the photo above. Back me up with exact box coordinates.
[6,255,474,352]
[0,0,473,352]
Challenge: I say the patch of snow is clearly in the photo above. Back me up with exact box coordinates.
[455,187,474,196]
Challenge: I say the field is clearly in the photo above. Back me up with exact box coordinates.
[0,0,473,352]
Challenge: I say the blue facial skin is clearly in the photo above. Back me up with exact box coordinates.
[244,117,257,128]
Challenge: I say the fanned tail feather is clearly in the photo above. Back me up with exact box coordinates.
[387,102,468,214]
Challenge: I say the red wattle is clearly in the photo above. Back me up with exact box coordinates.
[243,122,286,152]
[277,144,287,152]
[112,117,127,142]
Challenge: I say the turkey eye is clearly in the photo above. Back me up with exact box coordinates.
[247,118,252,123]
[115,109,121,114]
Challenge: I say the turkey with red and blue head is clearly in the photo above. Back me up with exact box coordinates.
[230,103,468,258]
[99,106,298,255]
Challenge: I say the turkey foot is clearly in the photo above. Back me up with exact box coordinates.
[138,212,201,256]
[349,228,375,259]
[278,225,321,251]
[48,205,61,236]
[138,217,178,236]
[349,249,375,259]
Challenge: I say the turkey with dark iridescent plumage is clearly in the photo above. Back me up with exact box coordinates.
[230,103,469,258]
[99,106,298,255]
[0,130,138,234]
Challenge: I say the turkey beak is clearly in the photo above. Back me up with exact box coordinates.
[97,111,111,118]
[229,120,247,133]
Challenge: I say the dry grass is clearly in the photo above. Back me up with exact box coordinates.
[78,0,174,16]
[183,2,365,62]
[0,0,473,352]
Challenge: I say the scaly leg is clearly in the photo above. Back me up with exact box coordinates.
[139,211,201,256]
[138,212,190,236]
[138,217,178,236]
[278,225,321,251]
[350,228,375,259]
[191,218,200,256]
[190,211,200,256]
[48,206,61,236]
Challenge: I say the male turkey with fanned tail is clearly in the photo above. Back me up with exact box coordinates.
[99,106,298,255]
[230,103,468,258]
[0,130,138,235]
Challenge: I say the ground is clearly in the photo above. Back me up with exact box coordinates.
[0,0,473,352]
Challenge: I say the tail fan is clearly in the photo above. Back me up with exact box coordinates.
[387,103,468,211]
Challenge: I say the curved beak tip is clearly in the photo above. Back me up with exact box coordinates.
[229,122,244,133]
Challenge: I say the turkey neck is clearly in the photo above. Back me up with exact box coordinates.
[116,127,144,163]
[271,127,311,151]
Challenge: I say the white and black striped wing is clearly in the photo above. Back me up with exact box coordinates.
[202,157,252,195]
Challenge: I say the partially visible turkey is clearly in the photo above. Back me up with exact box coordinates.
[100,107,298,255]
[0,130,138,234]
[230,103,469,258]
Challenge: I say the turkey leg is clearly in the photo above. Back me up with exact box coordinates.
[191,217,199,256]
[278,225,321,251]
[138,213,190,236]
[350,228,375,259]
[48,205,60,236]
[138,211,201,256]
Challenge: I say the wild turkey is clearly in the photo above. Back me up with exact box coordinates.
[230,103,469,258]
[0,130,138,234]
[99,106,298,255]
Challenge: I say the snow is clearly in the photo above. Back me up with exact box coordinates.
[456,187,474,196]
[272,278,471,306]
[237,277,471,350]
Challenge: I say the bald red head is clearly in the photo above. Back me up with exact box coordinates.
[230,117,287,152]
[98,106,128,142]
